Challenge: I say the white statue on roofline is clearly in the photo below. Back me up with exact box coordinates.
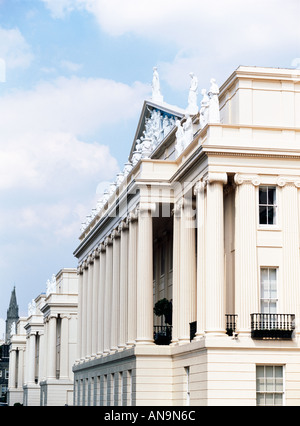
[151,67,164,103]
[208,78,220,123]
[186,72,198,115]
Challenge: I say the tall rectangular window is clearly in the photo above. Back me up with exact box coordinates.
[259,186,277,225]
[185,366,190,406]
[260,268,278,313]
[256,365,284,406]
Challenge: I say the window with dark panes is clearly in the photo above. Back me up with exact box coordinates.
[259,186,277,225]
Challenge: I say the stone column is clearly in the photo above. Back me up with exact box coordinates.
[86,254,94,358]
[205,172,227,335]
[103,237,113,353]
[136,203,155,345]
[17,348,24,388]
[194,180,206,339]
[47,315,57,379]
[27,333,36,384]
[76,265,83,361]
[9,349,16,388]
[178,197,196,343]
[235,174,260,333]
[127,209,138,346]
[38,332,44,383]
[81,260,88,359]
[60,315,69,379]
[92,247,100,357]
[119,219,129,349]
[171,202,181,345]
[111,228,121,352]
[97,243,106,356]
[278,177,300,318]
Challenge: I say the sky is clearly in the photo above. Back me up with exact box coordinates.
[0,0,300,338]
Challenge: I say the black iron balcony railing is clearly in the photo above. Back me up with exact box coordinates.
[225,314,238,336]
[154,325,172,345]
[251,313,295,339]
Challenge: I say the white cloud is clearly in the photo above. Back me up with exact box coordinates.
[0,26,33,69]
[41,0,300,91]
[0,76,149,191]
[60,59,83,72]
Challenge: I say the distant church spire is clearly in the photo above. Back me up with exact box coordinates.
[5,287,19,343]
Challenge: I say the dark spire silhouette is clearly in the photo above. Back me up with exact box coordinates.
[5,287,19,343]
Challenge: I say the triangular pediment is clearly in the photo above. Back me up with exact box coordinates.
[129,99,185,161]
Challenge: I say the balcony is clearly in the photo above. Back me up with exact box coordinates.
[153,325,172,345]
[225,314,238,336]
[251,313,295,339]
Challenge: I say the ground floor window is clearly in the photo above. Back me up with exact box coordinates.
[256,365,284,406]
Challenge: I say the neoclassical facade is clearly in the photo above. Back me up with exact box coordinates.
[7,268,78,406]
[73,65,300,406]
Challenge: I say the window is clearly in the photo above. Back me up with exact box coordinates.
[260,268,278,313]
[256,365,284,406]
[259,186,277,225]
[185,366,190,406]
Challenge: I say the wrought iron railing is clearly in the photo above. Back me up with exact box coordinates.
[190,321,197,341]
[251,313,295,339]
[153,325,172,345]
[225,314,238,336]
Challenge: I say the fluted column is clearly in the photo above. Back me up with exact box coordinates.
[127,209,138,346]
[205,172,227,335]
[47,315,57,379]
[59,315,69,379]
[92,247,100,357]
[194,180,206,339]
[111,229,121,352]
[119,219,129,349]
[86,254,94,358]
[38,332,44,383]
[81,260,88,359]
[171,203,181,345]
[17,348,24,388]
[76,265,83,361]
[103,237,113,353]
[178,197,196,343]
[235,174,259,332]
[27,333,36,384]
[9,349,16,388]
[97,243,106,356]
[136,203,155,345]
[278,177,300,317]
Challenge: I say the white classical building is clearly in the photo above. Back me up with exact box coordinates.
[7,268,78,406]
[73,65,300,406]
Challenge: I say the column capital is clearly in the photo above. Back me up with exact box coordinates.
[99,242,106,252]
[173,199,184,217]
[194,180,206,195]
[206,172,227,185]
[118,219,129,232]
[92,246,100,260]
[277,176,300,188]
[234,173,260,187]
[77,264,84,275]
[104,236,113,247]
[111,228,121,240]
[138,202,156,214]
[128,208,139,223]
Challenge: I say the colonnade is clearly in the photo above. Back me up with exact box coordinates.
[172,172,228,343]
[77,172,231,357]
[77,206,147,360]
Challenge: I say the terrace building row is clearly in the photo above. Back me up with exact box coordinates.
[8,65,300,406]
